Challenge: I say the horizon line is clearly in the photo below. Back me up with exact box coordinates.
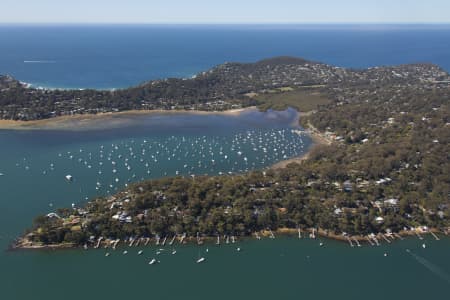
[1,22,450,26]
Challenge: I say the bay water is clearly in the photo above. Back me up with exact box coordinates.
[0,25,449,299]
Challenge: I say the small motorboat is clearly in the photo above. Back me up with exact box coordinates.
[196,257,206,264]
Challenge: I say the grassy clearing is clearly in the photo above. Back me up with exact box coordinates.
[254,88,331,112]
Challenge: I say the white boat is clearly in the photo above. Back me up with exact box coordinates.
[196,257,206,264]
[172,250,177,255]
[149,258,157,265]
[236,247,241,252]
[65,175,73,181]
[105,252,110,257]
[123,250,128,255]
[138,250,143,255]
[422,243,426,249]
[0,173,4,176]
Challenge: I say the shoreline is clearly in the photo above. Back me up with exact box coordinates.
[270,119,332,169]
[0,107,256,130]
[10,227,447,251]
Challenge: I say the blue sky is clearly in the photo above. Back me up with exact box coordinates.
[1,0,449,24]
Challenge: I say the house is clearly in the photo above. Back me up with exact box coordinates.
[375,216,384,224]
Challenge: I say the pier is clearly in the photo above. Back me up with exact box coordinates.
[381,234,391,244]
[309,228,316,239]
[179,233,186,244]
[352,237,361,247]
[430,231,440,241]
[369,235,380,246]
[394,233,404,240]
[94,237,103,249]
[415,232,423,240]
[169,235,176,245]
[196,232,203,245]
[366,236,375,246]
[112,239,120,250]
[346,236,354,247]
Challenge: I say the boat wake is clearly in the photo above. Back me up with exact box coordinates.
[23,60,56,64]
[406,249,450,284]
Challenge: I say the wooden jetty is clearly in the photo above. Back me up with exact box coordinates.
[112,239,120,250]
[381,234,391,244]
[346,236,354,247]
[372,236,380,246]
[94,237,103,249]
[268,229,275,239]
[366,236,375,246]
[169,235,176,245]
[415,231,423,240]
[309,228,316,239]
[430,231,440,241]
[394,233,404,240]
[352,237,361,247]
[179,233,186,244]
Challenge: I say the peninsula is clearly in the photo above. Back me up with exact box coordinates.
[8,57,449,249]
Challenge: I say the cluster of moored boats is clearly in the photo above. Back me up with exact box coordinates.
[11,128,307,201]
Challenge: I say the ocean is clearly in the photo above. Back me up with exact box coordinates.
[0,24,450,89]
[0,25,449,299]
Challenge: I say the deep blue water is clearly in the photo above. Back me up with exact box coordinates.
[1,25,450,300]
[0,24,449,89]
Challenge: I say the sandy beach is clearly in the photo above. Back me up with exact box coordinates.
[0,107,256,130]
[270,125,332,169]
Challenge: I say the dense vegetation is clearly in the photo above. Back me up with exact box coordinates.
[13,58,450,247]
[2,56,448,120]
